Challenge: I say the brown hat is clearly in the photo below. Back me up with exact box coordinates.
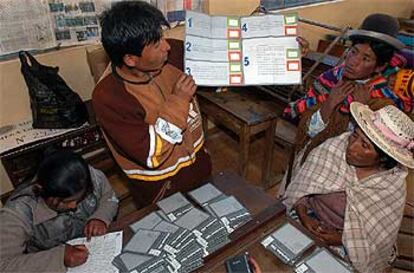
[347,13,404,49]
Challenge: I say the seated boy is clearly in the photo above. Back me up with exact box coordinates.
[0,150,119,272]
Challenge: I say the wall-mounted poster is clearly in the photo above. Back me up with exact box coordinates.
[1,0,204,57]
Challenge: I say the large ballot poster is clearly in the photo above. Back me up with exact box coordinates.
[184,11,302,86]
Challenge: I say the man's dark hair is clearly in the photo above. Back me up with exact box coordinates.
[350,37,396,67]
[36,150,92,199]
[100,1,170,67]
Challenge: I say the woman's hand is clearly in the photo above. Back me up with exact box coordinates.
[296,203,343,246]
[295,203,320,235]
[352,83,371,104]
[320,80,355,122]
[316,225,343,246]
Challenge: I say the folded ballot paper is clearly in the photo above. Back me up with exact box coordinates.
[294,247,353,273]
[261,222,314,265]
[189,183,252,233]
[205,195,252,233]
[119,208,205,272]
[188,183,227,207]
[156,192,194,222]
[129,211,204,273]
[112,252,168,273]
[174,207,231,257]
[113,189,251,273]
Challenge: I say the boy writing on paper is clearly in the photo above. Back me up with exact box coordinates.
[0,150,118,272]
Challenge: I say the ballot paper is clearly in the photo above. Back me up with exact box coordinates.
[127,210,205,273]
[130,211,165,233]
[261,222,313,265]
[156,192,194,221]
[112,252,153,273]
[294,248,353,273]
[174,207,230,256]
[124,229,170,257]
[188,183,227,207]
[206,195,252,233]
[184,11,302,86]
[128,255,168,273]
[67,231,123,273]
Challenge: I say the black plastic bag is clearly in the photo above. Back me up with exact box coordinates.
[19,51,88,129]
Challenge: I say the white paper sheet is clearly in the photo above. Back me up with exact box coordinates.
[67,231,123,273]
[184,11,301,86]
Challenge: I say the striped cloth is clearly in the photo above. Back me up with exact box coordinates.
[284,56,413,119]
[283,132,407,273]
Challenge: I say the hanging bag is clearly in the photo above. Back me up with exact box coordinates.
[19,50,88,129]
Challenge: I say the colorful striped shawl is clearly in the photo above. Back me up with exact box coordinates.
[284,63,413,119]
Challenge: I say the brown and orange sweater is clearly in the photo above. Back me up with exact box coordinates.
[92,64,210,183]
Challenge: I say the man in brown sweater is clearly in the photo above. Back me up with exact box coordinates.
[93,1,212,209]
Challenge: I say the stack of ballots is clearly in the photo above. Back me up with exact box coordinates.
[112,187,252,273]
[188,183,252,233]
[113,208,205,273]
[158,192,231,257]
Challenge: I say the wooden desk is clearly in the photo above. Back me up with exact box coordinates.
[197,88,283,189]
[110,171,291,272]
[0,100,114,202]
[110,172,352,272]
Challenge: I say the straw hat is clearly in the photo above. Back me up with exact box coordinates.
[350,102,414,168]
[347,13,404,50]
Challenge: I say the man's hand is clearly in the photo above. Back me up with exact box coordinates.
[173,74,197,102]
[320,80,355,122]
[352,83,371,104]
[84,219,108,241]
[297,36,310,56]
[64,244,89,268]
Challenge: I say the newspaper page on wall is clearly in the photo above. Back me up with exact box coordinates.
[0,0,110,55]
[151,0,205,22]
[0,0,205,56]
[46,0,110,47]
[184,11,302,86]
[0,0,56,55]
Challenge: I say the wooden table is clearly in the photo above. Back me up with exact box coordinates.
[197,88,284,189]
[110,171,351,273]
[110,171,292,272]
